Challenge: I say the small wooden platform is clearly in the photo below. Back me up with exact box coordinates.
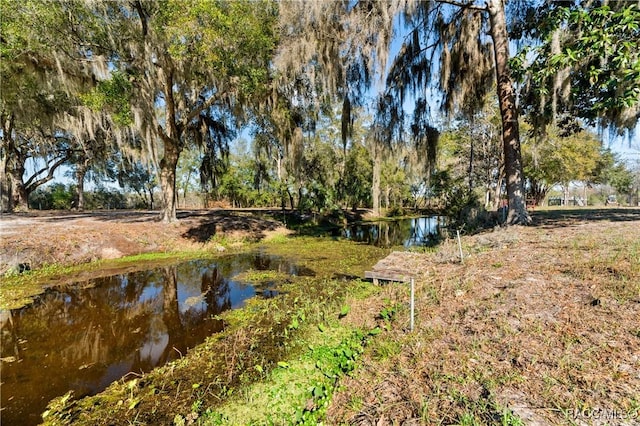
[364,251,417,330]
[365,251,414,284]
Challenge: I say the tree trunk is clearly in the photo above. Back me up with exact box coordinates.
[298,186,304,211]
[287,188,294,210]
[159,141,179,222]
[371,144,381,216]
[76,169,85,211]
[181,169,192,209]
[1,113,15,212]
[0,152,10,213]
[0,159,9,213]
[491,161,505,211]
[148,185,155,210]
[157,65,183,223]
[530,180,548,206]
[468,138,474,192]
[8,162,28,211]
[487,0,531,225]
[3,120,28,211]
[75,159,89,211]
[468,115,475,192]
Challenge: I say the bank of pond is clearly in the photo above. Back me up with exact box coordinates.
[0,216,445,424]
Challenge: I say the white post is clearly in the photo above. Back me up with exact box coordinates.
[457,230,464,263]
[410,277,415,331]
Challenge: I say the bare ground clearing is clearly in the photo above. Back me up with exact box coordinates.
[0,209,290,275]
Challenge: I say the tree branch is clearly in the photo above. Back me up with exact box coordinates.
[24,154,70,192]
[183,89,229,127]
[132,1,148,37]
[435,0,487,12]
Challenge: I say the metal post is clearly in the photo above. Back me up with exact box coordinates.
[410,277,415,331]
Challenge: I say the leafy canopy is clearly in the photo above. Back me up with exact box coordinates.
[514,2,640,132]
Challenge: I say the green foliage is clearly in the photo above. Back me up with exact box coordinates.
[117,159,157,209]
[377,299,401,331]
[522,126,615,204]
[0,0,71,115]
[156,0,277,94]
[216,156,277,208]
[28,183,71,210]
[339,305,350,318]
[386,205,406,217]
[381,160,412,210]
[0,0,88,211]
[514,2,640,130]
[176,148,202,206]
[340,143,372,210]
[294,330,368,424]
[597,151,635,196]
[51,183,73,210]
[29,184,127,210]
[85,187,127,210]
[42,391,75,425]
[501,408,525,426]
[299,181,337,213]
[79,72,133,126]
[560,4,640,126]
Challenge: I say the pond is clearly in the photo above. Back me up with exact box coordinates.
[0,253,313,426]
[342,216,446,247]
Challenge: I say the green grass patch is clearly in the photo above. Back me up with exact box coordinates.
[231,268,292,284]
[40,236,387,425]
[204,322,375,425]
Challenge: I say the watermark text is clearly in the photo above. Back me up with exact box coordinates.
[572,407,639,421]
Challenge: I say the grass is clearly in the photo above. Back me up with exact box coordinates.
[41,237,387,425]
[325,211,640,425]
[206,323,372,425]
[18,208,640,425]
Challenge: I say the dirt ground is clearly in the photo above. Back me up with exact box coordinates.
[0,209,290,275]
[328,208,640,425]
[1,207,639,424]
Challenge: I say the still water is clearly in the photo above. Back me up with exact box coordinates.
[342,216,446,247]
[0,253,312,425]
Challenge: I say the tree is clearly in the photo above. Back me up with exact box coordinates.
[0,0,73,211]
[67,1,278,222]
[595,150,636,202]
[514,2,640,134]
[273,1,396,216]
[1,0,121,212]
[389,0,530,223]
[276,0,531,223]
[340,143,372,211]
[1,124,73,211]
[117,158,157,210]
[486,0,530,223]
[522,126,602,205]
[176,148,202,209]
[438,103,503,210]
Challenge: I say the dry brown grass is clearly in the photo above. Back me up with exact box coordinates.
[328,211,640,425]
[0,210,288,274]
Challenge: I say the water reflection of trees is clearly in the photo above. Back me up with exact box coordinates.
[0,272,159,425]
[343,217,444,247]
[202,266,232,314]
[0,254,294,425]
